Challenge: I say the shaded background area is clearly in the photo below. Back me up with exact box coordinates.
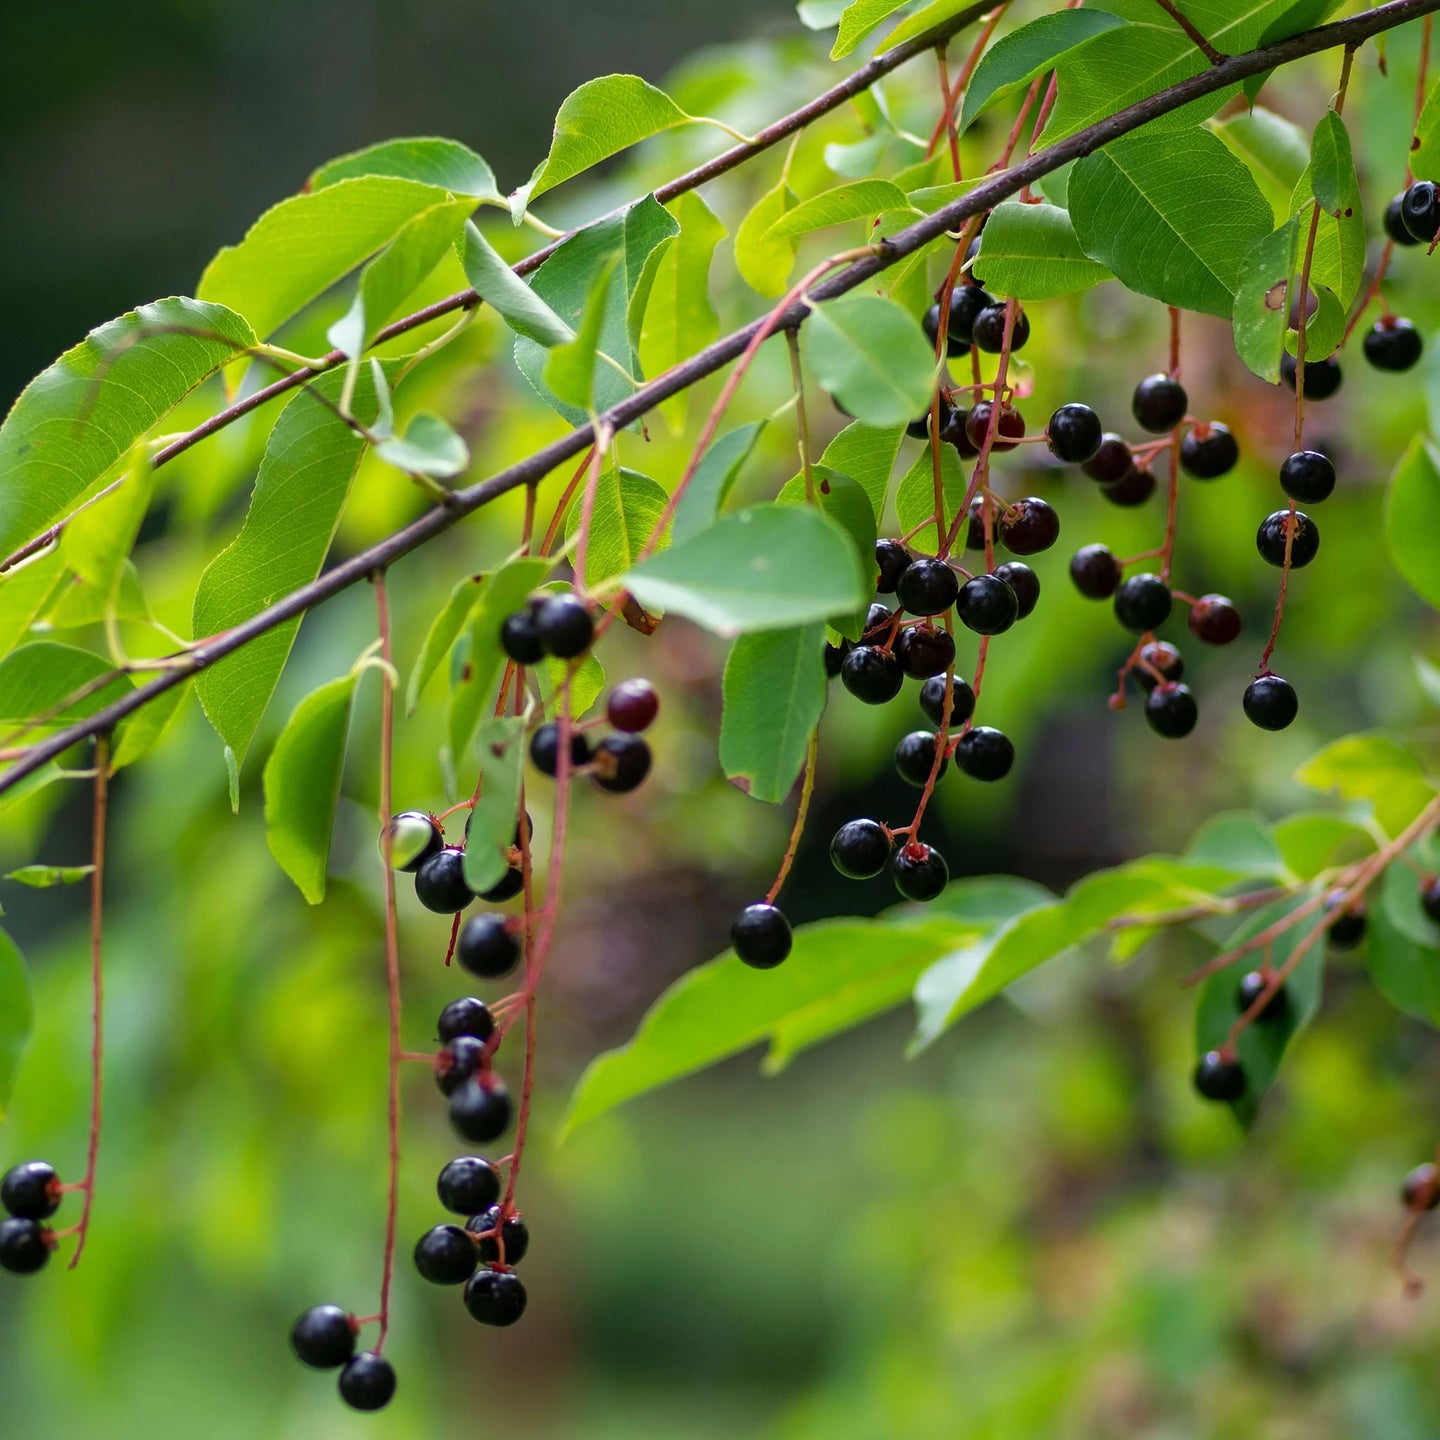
[3,3,1440,1437]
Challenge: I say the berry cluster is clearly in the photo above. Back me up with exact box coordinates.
[0,1161,62,1275]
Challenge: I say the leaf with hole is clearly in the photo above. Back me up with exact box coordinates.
[1231,218,1299,383]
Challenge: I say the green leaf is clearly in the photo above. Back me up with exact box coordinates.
[1288,164,1364,311]
[719,626,825,801]
[1231,219,1299,383]
[565,463,670,589]
[5,865,93,888]
[310,136,500,201]
[542,254,621,411]
[535,651,606,720]
[831,0,912,57]
[1271,812,1374,881]
[1295,732,1438,839]
[0,297,256,562]
[1368,862,1440,1025]
[1310,110,1356,217]
[514,197,679,426]
[1069,126,1273,317]
[797,0,850,28]
[514,75,692,214]
[622,504,868,636]
[326,195,474,359]
[876,0,982,51]
[197,177,453,339]
[974,201,1112,300]
[894,439,967,554]
[448,557,551,760]
[1282,283,1345,362]
[563,916,974,1135]
[762,180,912,241]
[735,179,799,298]
[774,470,877,640]
[407,572,487,715]
[959,10,1128,132]
[458,222,572,348]
[42,562,151,630]
[193,362,392,772]
[817,419,906,519]
[1212,108,1310,223]
[0,642,132,725]
[1183,811,1285,877]
[1414,77,1440,182]
[59,445,154,614]
[671,422,768,544]
[1418,655,1440,711]
[0,546,67,660]
[1384,436,1440,611]
[804,294,936,427]
[462,716,526,896]
[263,672,358,905]
[110,678,191,771]
[0,927,32,1120]
[374,413,470,480]
[639,193,726,430]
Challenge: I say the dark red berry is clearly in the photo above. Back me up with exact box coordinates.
[1,1162,59,1221]
[1144,683,1198,738]
[955,725,1013,781]
[472,1204,530,1266]
[291,1304,357,1369]
[606,678,659,733]
[339,1353,396,1412]
[465,1268,528,1327]
[875,539,912,594]
[1401,179,1440,242]
[1187,594,1241,646]
[414,1224,479,1285]
[896,557,960,617]
[449,1075,513,1143]
[940,406,980,460]
[1193,1050,1245,1101]
[919,675,976,727]
[1082,434,1133,484]
[731,903,792,969]
[1279,450,1335,504]
[1135,641,1184,691]
[436,996,496,1044]
[530,721,592,777]
[1402,1163,1440,1210]
[1364,317,1424,372]
[1046,403,1103,464]
[840,646,903,704]
[457,912,521,980]
[892,843,949,902]
[895,625,956,679]
[830,819,891,879]
[592,734,651,793]
[895,730,947,787]
[500,610,544,665]
[1113,573,1172,634]
[971,303,1029,353]
[1385,191,1423,246]
[383,811,444,873]
[1420,875,1440,925]
[994,562,1039,619]
[437,1156,502,1216]
[1179,423,1239,480]
[1236,970,1288,1025]
[964,401,1025,453]
[1132,374,1187,433]
[1256,510,1319,567]
[1279,351,1342,400]
[415,847,476,914]
[1100,465,1156,507]
[956,573,1018,635]
[998,497,1059,556]
[1069,545,1121,600]
[1242,674,1297,731]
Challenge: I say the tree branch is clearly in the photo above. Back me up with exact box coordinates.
[1,0,1435,798]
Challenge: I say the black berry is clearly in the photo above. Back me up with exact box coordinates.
[1135,641,1184,691]
[436,1034,486,1097]
[964,234,985,285]
[530,722,592,777]
[865,602,895,635]
[994,562,1039,620]
[414,1224,478,1284]
[1082,434,1133,484]
[1364,317,1424,372]
[1101,465,1156,507]
[1236,970,1288,1025]
[534,593,594,659]
[481,866,524,904]
[415,847,475,914]
[1385,190,1423,246]
[1,1162,59,1221]
[875,539,912,594]
[1131,374,1187,433]
[940,406,980,460]
[606,678,659,733]
[840,646,903,704]
[823,640,852,678]
[473,1205,530,1266]
[919,674,976,727]
[1279,450,1335,504]
[964,400,1025,452]
[1279,351,1342,400]
[1193,1050,1245,1102]
[1401,179,1440,242]
[1326,892,1366,949]
[731,904,792,969]
[955,725,1013,781]
[1402,1163,1440,1210]
[895,730,947,787]
[500,610,544,665]
[1144,683,1198,739]
[1179,423,1239,480]
[382,811,443,873]
[923,301,968,357]
[1046,403,1103,464]
[339,1353,396,1413]
[961,498,988,549]
[895,625,955,679]
[1069,545,1121,600]
[464,1268,528,1327]
[592,734,652,793]
[438,1156,502,1216]
[947,285,995,346]
[906,398,950,440]
[1242,674,1298,731]
[1113,574,1172,634]
[1256,510,1319,568]
[1187,594,1241,646]
[830,819,892,879]
[290,1304,356,1369]
[1420,875,1440,925]
[956,574,1019,636]
[0,1218,50,1275]
[971,303,1029,353]
[449,1075,514,1143]
[892,843,949,902]
[457,912,521,980]
[896,557,960,617]
[998,497,1059,556]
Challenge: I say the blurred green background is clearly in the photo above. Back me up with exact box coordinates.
[4,3,1440,1436]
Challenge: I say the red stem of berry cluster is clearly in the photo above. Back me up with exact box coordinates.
[936,48,963,181]
[68,731,109,1271]
[925,4,1009,159]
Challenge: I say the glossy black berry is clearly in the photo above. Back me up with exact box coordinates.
[1242,674,1298,731]
[923,301,968,357]
[438,1156,502,1216]
[339,1353,396,1413]
[943,285,994,348]
[1403,1163,1440,1210]
[1187,594,1241,646]
[964,234,985,285]
[1420,875,1440,925]
[1144,683,1198,739]
[415,847,475,914]
[0,1218,49,1275]
[414,1224,478,1285]
[972,303,1029,353]
[481,866,524,904]
[382,811,443,873]
[964,400,1025,452]
[840,646,903,705]
[464,1268,528,1327]
[1083,434,1133,484]
[592,734,652,793]
[956,574,1019,636]
[895,625,955,679]
[875,539,912,595]
[530,721,592,777]
[823,640,852,678]
[1401,179,1440,242]
[290,1305,356,1369]
[830,819,892,879]
[449,1075,513,1144]
[998,498,1059,556]
[1,1162,59,1221]
[457,913,520,980]
[1179,423,1239,480]
[919,675,976,728]
[895,730,947,787]
[940,406,980,460]
[1113,573,1172,634]
[1385,191,1423,246]
[473,1205,530,1266]
[1326,893,1367,949]
[1135,641,1184,691]
[1279,450,1335,504]
[892,843,948,902]
[906,398,950,440]
[500,610,544,665]
[437,1035,486,1097]
[731,903,792,969]
[1256,510,1319,568]
[1069,545,1121,600]
[1236,970,1289,1025]
[1193,1050,1245,1102]
[994,562,1039,619]
[1132,374,1188,433]
[961,497,987,549]
[1046,403,1103,464]
[955,725,1013,782]
[1364,317,1424,372]
[865,602,895,635]
[606,678,659,733]
[534,593,594,659]
[896,557,960,617]
[1101,465,1156,507]
[1279,351,1342,400]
